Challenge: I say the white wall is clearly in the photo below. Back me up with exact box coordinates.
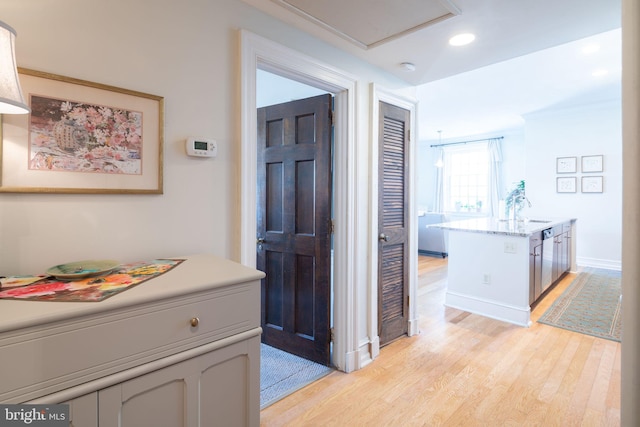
[524,100,622,269]
[0,0,413,275]
[416,100,622,270]
[256,70,327,107]
[500,128,527,195]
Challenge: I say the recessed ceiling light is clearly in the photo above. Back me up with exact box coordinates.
[592,69,609,77]
[449,33,475,46]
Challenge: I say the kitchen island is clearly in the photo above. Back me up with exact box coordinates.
[431,217,576,327]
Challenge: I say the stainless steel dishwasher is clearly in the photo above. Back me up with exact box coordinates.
[541,227,555,292]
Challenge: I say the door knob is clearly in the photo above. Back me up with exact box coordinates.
[256,237,265,244]
[379,233,389,242]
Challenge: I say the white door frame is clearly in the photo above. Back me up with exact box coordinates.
[239,30,361,372]
[368,84,419,360]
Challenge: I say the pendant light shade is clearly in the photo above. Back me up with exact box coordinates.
[0,20,29,114]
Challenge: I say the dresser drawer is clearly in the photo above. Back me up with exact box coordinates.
[0,280,259,403]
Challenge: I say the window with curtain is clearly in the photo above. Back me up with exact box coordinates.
[442,143,490,213]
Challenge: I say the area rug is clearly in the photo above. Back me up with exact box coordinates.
[538,267,621,342]
[260,344,333,409]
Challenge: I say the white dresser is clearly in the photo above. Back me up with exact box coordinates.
[0,254,264,427]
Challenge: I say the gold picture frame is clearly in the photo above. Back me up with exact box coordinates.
[0,68,163,194]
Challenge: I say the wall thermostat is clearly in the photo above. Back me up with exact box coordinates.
[186,137,217,158]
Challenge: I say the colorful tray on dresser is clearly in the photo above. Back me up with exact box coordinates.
[0,259,185,302]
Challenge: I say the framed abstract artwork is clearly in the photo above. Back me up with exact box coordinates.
[0,68,164,193]
[581,155,603,173]
[557,177,577,193]
[556,157,577,174]
[582,176,603,193]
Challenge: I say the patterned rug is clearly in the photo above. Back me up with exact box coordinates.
[538,268,621,342]
[260,344,332,409]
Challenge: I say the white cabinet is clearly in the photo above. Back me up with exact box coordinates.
[66,393,98,427]
[0,254,263,427]
[98,335,259,427]
[61,334,260,427]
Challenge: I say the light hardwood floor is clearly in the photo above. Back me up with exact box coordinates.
[260,256,621,426]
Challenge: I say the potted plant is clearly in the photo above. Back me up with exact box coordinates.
[504,180,531,220]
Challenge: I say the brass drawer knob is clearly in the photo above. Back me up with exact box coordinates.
[190,317,200,327]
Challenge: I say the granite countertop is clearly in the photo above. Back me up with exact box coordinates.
[429,217,576,237]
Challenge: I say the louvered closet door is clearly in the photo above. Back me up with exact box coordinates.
[378,101,410,346]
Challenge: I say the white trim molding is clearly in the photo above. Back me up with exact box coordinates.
[621,1,640,423]
[240,30,360,372]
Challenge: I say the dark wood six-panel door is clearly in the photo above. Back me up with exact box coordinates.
[256,94,333,365]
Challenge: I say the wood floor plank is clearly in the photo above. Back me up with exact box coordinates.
[606,343,622,410]
[587,340,619,414]
[540,335,595,425]
[260,256,621,426]
[537,330,582,403]
[566,337,605,422]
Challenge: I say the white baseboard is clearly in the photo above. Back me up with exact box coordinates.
[355,337,379,370]
[343,350,358,373]
[444,291,532,327]
[577,257,622,270]
[408,317,420,336]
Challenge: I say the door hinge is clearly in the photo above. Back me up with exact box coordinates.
[329,109,334,126]
[330,327,335,342]
[330,219,335,234]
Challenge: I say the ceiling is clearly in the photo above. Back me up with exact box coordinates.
[418,28,621,139]
[266,0,461,50]
[242,0,622,140]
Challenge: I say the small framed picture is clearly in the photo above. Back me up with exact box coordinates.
[582,155,603,173]
[556,157,577,173]
[582,176,603,193]
[557,177,577,193]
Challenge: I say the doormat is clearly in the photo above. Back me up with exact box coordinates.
[538,267,621,342]
[0,259,184,302]
[260,344,333,409]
